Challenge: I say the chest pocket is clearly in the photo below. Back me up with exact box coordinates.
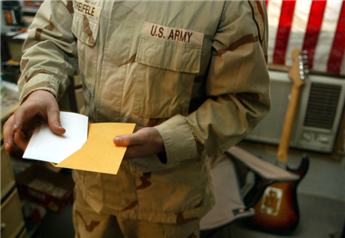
[136,31,202,73]
[133,22,204,118]
[71,1,102,46]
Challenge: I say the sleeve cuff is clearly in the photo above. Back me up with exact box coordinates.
[154,114,199,164]
[18,74,60,103]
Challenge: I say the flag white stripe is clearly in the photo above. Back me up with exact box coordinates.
[285,0,312,66]
[313,0,343,72]
[267,0,283,64]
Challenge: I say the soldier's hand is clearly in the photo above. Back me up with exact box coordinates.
[3,90,65,153]
[113,127,165,160]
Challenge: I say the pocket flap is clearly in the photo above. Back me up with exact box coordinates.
[136,25,203,74]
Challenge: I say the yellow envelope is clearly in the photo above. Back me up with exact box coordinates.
[52,122,135,175]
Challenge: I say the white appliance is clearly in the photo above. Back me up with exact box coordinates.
[246,70,345,153]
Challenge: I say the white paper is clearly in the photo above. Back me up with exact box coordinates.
[23,111,88,163]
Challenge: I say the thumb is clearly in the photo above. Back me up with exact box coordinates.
[113,134,132,146]
[47,108,66,135]
[114,129,148,147]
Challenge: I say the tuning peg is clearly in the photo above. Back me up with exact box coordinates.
[299,63,306,68]
[302,70,310,77]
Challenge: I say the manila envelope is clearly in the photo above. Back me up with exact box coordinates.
[53,122,135,175]
[23,111,135,175]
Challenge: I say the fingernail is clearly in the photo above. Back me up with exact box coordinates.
[55,123,65,130]
[5,143,9,149]
[114,137,121,144]
[13,124,18,131]
[54,122,62,128]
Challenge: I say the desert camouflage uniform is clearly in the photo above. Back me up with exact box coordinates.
[18,0,270,237]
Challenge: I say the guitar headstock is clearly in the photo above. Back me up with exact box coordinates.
[289,49,309,88]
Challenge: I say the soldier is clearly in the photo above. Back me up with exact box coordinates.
[3,1,270,237]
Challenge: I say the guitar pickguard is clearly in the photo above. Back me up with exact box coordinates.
[260,186,283,216]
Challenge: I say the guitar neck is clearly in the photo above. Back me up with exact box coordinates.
[276,49,309,164]
[276,84,302,164]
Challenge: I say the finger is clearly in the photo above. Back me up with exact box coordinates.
[122,145,143,160]
[13,130,29,151]
[47,107,65,135]
[3,116,15,152]
[13,103,39,133]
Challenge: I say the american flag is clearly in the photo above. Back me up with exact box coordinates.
[266,0,345,75]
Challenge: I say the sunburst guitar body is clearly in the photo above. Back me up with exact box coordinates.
[245,49,310,235]
[245,155,309,234]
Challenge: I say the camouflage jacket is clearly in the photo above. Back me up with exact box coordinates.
[18,0,270,223]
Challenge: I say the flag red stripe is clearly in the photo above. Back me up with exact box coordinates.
[273,0,297,65]
[302,0,327,70]
[327,1,345,74]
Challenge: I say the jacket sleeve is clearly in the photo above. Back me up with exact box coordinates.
[18,0,78,103]
[155,0,270,164]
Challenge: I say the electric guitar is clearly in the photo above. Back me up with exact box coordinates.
[244,49,310,235]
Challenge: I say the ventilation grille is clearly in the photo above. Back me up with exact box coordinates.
[304,83,341,129]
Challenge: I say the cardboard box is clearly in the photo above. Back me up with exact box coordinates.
[16,164,74,212]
